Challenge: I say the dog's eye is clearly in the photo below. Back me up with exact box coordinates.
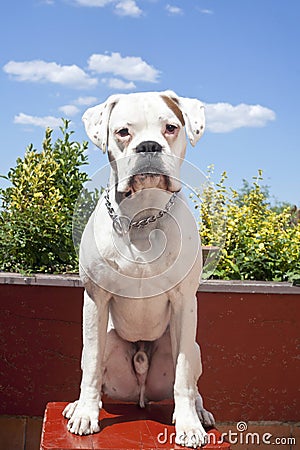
[117,128,130,137]
[165,124,177,134]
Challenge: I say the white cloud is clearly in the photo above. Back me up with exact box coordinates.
[166,4,183,15]
[71,0,142,16]
[72,0,114,6]
[115,0,142,17]
[74,96,98,105]
[59,104,80,116]
[88,52,160,82]
[3,60,97,89]
[58,97,98,117]
[14,113,62,128]
[199,9,213,15]
[205,102,276,133]
[102,77,136,90]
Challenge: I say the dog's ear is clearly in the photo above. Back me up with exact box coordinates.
[82,94,123,153]
[162,90,205,147]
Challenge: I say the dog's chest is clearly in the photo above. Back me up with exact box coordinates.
[109,294,171,342]
[80,191,201,299]
[114,225,177,269]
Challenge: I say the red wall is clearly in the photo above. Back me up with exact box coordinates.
[1,284,83,416]
[1,283,299,421]
[197,291,300,422]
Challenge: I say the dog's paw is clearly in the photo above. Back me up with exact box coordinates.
[174,411,208,448]
[62,400,78,419]
[195,395,215,427]
[175,423,208,448]
[62,400,100,435]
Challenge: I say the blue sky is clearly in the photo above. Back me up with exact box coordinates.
[1,0,300,205]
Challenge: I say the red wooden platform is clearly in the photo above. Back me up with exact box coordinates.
[40,402,230,449]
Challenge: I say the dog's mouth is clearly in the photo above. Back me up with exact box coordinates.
[128,173,169,194]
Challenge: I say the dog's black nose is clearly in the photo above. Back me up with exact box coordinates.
[136,141,162,153]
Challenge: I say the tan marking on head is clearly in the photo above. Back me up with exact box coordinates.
[161,95,185,126]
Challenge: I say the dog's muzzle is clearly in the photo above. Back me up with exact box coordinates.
[116,141,181,194]
[129,141,168,193]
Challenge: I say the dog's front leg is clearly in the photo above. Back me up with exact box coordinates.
[170,289,208,448]
[63,289,110,435]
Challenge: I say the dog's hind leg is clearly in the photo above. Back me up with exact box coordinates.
[102,329,141,403]
[144,328,174,402]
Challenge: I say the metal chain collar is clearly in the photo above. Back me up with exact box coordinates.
[104,185,177,236]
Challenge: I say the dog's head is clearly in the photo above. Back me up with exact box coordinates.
[83,90,205,193]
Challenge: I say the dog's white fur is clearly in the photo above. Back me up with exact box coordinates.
[63,91,214,448]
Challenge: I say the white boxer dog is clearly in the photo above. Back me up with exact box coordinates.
[63,91,215,448]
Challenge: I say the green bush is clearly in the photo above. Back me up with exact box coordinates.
[193,168,300,282]
[0,120,90,273]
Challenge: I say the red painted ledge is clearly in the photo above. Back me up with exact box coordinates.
[40,402,230,450]
[0,272,299,294]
